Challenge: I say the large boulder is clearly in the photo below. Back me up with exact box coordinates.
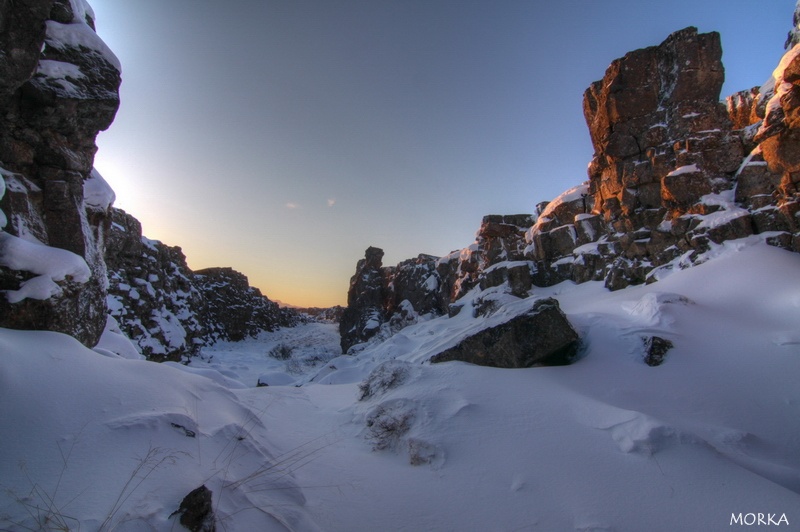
[429,298,580,368]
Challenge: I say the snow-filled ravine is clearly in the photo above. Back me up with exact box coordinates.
[1,236,799,531]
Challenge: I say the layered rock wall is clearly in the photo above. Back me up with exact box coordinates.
[106,208,300,360]
[105,209,206,361]
[0,0,120,345]
[194,266,299,343]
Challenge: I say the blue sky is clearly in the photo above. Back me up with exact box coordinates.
[89,0,795,307]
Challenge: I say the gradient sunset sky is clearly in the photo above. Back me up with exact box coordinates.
[89,0,794,307]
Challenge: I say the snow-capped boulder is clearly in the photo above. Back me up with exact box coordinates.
[0,0,121,346]
[429,297,580,368]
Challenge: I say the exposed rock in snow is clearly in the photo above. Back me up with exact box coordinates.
[642,335,674,366]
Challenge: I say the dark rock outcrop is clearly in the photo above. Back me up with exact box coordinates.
[528,24,800,288]
[340,246,390,353]
[106,208,299,361]
[430,298,580,368]
[643,336,674,367]
[0,0,121,346]
[172,485,215,532]
[555,27,745,288]
[105,209,205,361]
[340,217,537,353]
[194,266,297,342]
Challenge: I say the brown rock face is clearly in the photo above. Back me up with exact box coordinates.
[584,27,729,218]
[754,48,800,239]
[344,8,800,352]
[0,0,121,345]
[525,26,766,290]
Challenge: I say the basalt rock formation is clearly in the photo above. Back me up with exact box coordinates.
[340,215,535,353]
[105,208,206,361]
[0,3,303,357]
[342,22,800,353]
[194,266,299,343]
[0,0,120,346]
[106,208,300,361]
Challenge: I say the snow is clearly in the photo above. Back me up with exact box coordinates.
[694,189,751,230]
[537,183,589,220]
[94,315,145,360]
[35,59,85,95]
[83,168,116,211]
[1,239,799,530]
[44,17,121,72]
[527,183,590,241]
[0,330,320,531]
[666,163,699,176]
[0,231,91,303]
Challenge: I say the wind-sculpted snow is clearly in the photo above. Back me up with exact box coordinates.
[0,328,322,531]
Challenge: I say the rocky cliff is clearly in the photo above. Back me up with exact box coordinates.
[341,24,800,353]
[194,266,299,343]
[0,4,303,357]
[0,0,120,346]
[106,208,301,361]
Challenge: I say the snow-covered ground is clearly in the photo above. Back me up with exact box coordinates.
[1,236,799,531]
